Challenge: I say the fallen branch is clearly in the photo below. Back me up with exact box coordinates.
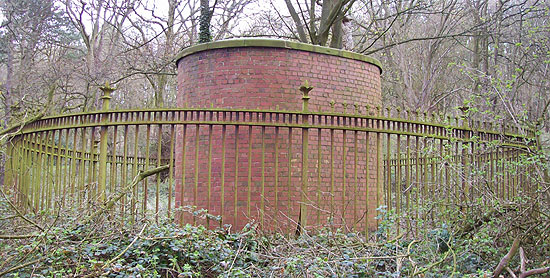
[80,223,149,278]
[518,247,550,278]
[106,223,147,266]
[0,234,39,239]
[493,239,549,278]
[493,236,521,278]
[519,267,550,278]
[0,189,44,232]
[0,258,44,277]
[81,165,169,226]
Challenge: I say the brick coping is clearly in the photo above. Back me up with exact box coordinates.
[175,38,382,73]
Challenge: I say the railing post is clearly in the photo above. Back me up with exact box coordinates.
[299,81,313,235]
[460,107,470,212]
[98,83,115,203]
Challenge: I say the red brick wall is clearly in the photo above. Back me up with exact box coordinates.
[175,43,382,233]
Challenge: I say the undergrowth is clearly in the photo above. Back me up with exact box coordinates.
[0,196,548,278]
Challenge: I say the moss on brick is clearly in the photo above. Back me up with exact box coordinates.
[175,38,383,73]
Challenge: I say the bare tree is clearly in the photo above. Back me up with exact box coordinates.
[280,0,356,48]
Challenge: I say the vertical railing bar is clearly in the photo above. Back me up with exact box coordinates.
[342,129,347,227]
[365,130,370,238]
[287,127,293,231]
[330,117,335,221]
[17,134,23,209]
[274,114,280,225]
[46,130,53,210]
[445,139,450,221]
[430,140,435,222]
[88,127,96,206]
[132,125,140,222]
[110,122,118,202]
[405,133,411,233]
[376,115,382,229]
[206,123,213,227]
[437,138,443,221]
[156,123,163,222]
[415,135,420,235]
[180,113,188,224]
[62,128,71,207]
[55,129,62,211]
[423,136,429,230]
[143,124,151,218]
[455,139,460,213]
[386,132,391,219]
[33,133,42,211]
[70,129,78,205]
[16,134,25,209]
[247,123,253,219]
[261,124,266,229]
[234,122,239,228]
[79,128,86,208]
[168,122,175,219]
[22,134,30,211]
[122,124,129,218]
[353,129,358,231]
[396,132,401,235]
[316,127,322,227]
[220,116,227,227]
[193,123,200,225]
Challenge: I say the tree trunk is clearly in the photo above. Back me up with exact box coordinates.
[199,0,212,43]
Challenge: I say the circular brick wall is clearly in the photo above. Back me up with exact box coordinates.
[175,39,382,233]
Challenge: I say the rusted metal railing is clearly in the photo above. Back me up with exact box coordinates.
[2,87,535,235]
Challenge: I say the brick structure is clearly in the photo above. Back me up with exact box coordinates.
[175,39,382,233]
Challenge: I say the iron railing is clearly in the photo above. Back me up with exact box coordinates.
[3,89,536,235]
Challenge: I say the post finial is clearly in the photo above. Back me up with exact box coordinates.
[300,80,313,112]
[99,82,116,111]
[299,80,314,98]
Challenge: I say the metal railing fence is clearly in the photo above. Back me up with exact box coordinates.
[3,89,536,235]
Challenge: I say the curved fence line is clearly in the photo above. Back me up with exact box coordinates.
[3,105,536,235]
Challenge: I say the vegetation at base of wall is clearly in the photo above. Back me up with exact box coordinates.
[0,194,548,278]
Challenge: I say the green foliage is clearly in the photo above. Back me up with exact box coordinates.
[0,203,548,277]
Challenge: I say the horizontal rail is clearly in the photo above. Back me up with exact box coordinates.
[15,109,534,144]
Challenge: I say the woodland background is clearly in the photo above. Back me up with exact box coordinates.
[0,0,549,277]
[0,0,549,129]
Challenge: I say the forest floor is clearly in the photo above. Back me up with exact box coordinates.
[0,193,548,278]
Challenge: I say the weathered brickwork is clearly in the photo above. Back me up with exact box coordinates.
[175,40,382,233]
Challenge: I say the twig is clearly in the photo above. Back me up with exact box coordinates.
[104,223,148,268]
[506,267,518,278]
[519,267,550,278]
[81,165,169,226]
[519,247,527,273]
[0,215,17,221]
[0,189,44,232]
[0,258,44,277]
[0,234,38,239]
[517,246,550,278]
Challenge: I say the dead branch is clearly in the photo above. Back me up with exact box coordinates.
[81,165,169,226]
[0,189,44,232]
[518,247,550,278]
[0,258,44,277]
[519,267,550,278]
[493,236,521,278]
[494,240,549,278]
[0,234,39,239]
